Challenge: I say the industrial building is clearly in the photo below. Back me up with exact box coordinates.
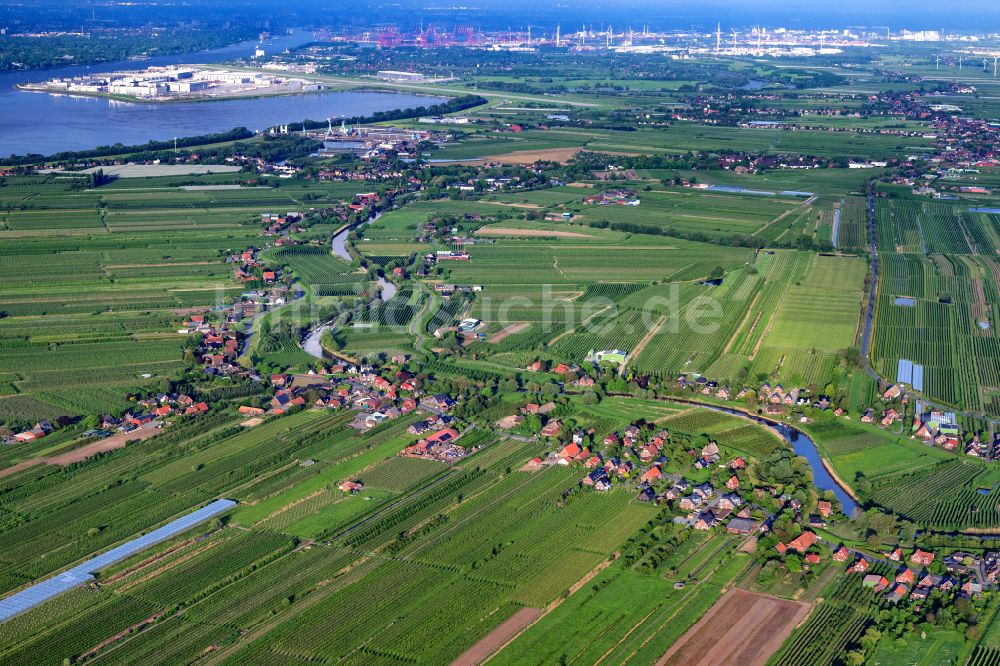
[376,70,426,82]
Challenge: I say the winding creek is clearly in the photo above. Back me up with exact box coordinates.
[680,402,859,517]
[613,395,861,517]
[301,214,395,360]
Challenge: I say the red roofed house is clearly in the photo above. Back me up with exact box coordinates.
[541,420,563,438]
[339,480,363,494]
[556,442,581,463]
[895,568,916,585]
[850,558,870,573]
[886,583,908,602]
[833,545,850,562]
[426,427,460,444]
[910,549,935,567]
[640,466,663,484]
[726,475,740,490]
[817,500,832,517]
[805,553,821,565]
[786,531,817,553]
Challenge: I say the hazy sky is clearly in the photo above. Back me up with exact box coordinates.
[464,0,1000,31]
[10,0,1000,32]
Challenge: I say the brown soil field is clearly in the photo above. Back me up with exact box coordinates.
[0,458,43,480]
[475,227,596,239]
[489,322,531,343]
[47,423,161,465]
[451,607,543,666]
[491,147,582,164]
[655,589,810,666]
[0,423,161,478]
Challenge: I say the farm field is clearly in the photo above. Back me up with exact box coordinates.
[6,31,1000,666]
[0,417,660,664]
[658,588,810,666]
[0,173,366,426]
[871,198,1000,413]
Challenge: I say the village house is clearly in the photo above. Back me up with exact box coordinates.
[850,558,871,573]
[339,480,364,494]
[693,512,717,531]
[679,495,703,511]
[401,427,467,462]
[557,442,582,463]
[640,466,663,484]
[863,574,890,592]
[776,530,817,555]
[717,493,742,511]
[726,517,757,535]
[885,583,908,603]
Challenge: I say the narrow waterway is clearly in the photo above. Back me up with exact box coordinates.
[301,214,396,360]
[606,394,861,517]
[677,401,860,517]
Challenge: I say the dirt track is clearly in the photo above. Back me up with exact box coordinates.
[655,589,810,666]
[451,607,542,666]
[47,423,161,465]
[489,322,531,343]
[476,227,595,239]
[0,423,161,478]
[491,147,582,164]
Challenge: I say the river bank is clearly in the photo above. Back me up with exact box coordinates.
[0,31,445,157]
[607,393,861,517]
[300,211,397,361]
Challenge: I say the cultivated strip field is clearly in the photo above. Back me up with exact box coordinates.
[656,589,810,666]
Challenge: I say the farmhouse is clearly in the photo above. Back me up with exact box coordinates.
[339,480,364,494]
[401,427,467,462]
[726,517,757,534]
[587,349,629,366]
[776,531,817,554]
[863,575,890,591]
[541,420,563,438]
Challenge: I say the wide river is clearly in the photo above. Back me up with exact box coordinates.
[0,30,444,157]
